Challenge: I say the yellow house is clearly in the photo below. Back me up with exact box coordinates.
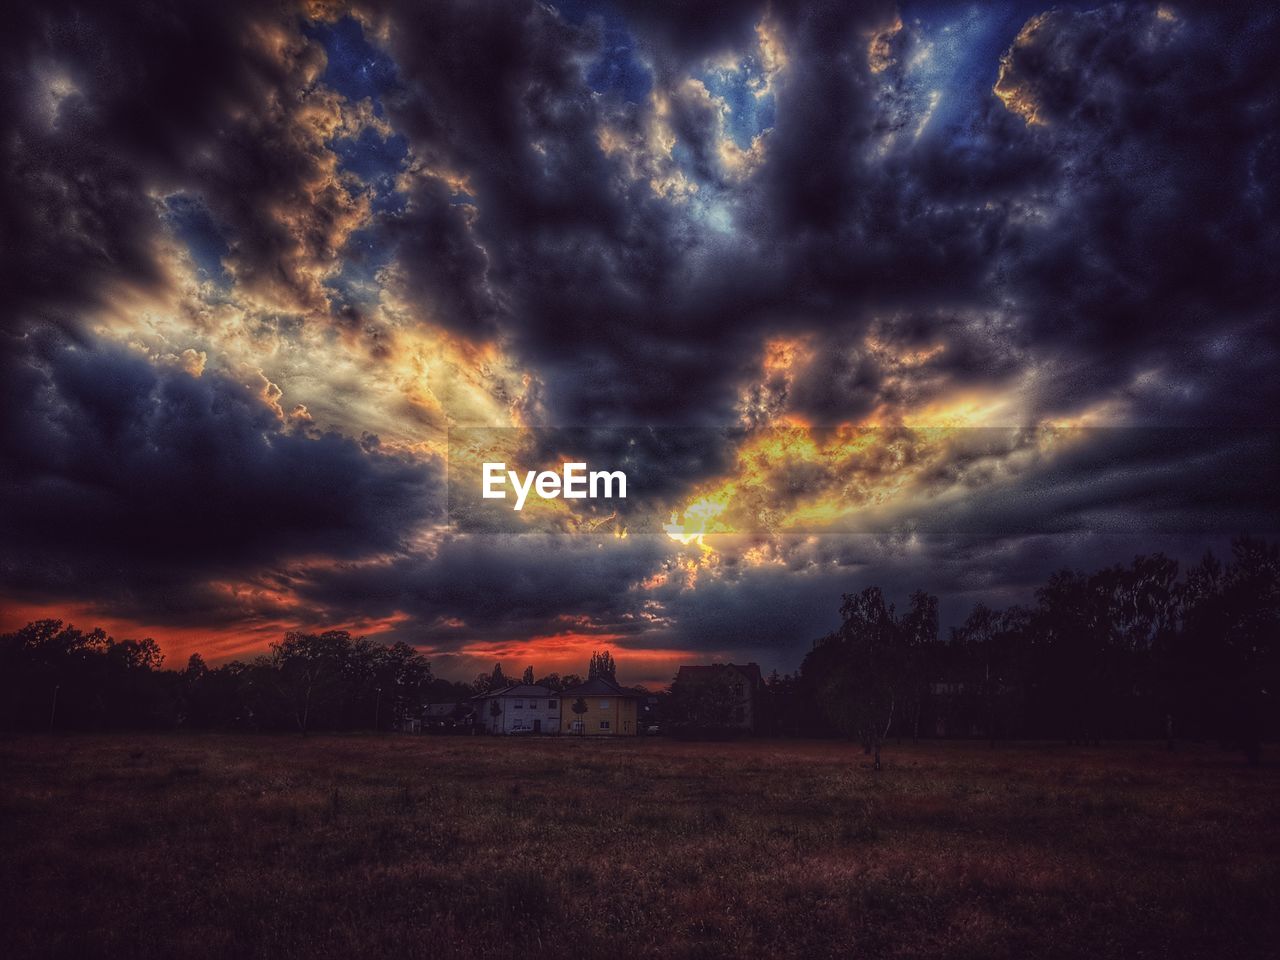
[560,677,640,735]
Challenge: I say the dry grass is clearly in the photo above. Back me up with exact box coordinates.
[1,735,1277,959]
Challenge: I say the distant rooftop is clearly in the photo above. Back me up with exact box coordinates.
[472,684,558,699]
[562,676,641,698]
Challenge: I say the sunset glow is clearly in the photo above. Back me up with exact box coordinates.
[2,0,1274,686]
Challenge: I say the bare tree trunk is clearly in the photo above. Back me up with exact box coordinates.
[301,679,313,735]
[875,698,893,771]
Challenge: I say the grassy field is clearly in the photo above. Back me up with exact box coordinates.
[1,736,1277,959]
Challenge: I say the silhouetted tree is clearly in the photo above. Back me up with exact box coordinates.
[805,587,906,769]
[0,622,440,734]
[473,662,509,694]
[899,590,939,742]
[0,620,177,730]
[588,650,617,682]
[370,641,433,729]
[4,536,1275,752]
[947,603,1029,745]
[765,670,803,737]
[1177,538,1280,763]
[669,668,740,736]
[269,631,351,734]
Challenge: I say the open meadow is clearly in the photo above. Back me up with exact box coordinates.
[2,735,1277,959]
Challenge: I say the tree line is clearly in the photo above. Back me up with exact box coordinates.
[0,621,636,734]
[0,625,470,734]
[761,537,1278,764]
[471,649,620,695]
[4,538,1276,753]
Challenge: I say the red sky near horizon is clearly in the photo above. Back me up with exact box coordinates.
[0,602,699,689]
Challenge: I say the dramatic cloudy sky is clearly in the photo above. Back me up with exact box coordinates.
[2,0,1276,685]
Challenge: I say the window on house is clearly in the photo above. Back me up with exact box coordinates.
[733,683,744,697]
[548,700,558,709]
[598,699,609,709]
[514,700,523,708]
[599,720,610,730]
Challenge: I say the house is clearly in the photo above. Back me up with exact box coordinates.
[560,677,641,735]
[473,684,561,734]
[673,663,764,731]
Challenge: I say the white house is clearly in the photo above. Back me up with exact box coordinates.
[472,684,562,734]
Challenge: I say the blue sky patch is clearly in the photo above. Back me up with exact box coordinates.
[331,128,409,214]
[304,16,398,108]
[163,193,230,286]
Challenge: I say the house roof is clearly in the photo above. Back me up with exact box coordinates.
[561,676,641,698]
[472,684,557,700]
[675,663,764,687]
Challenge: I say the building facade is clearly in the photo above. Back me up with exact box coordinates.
[473,684,562,734]
[560,677,640,735]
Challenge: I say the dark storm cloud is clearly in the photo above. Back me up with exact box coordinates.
[644,529,1245,668]
[375,0,1009,437]
[792,310,1032,424]
[3,0,247,320]
[608,0,767,61]
[370,0,1278,433]
[2,0,1278,668]
[5,0,1274,428]
[992,3,1280,423]
[0,0,383,328]
[285,533,671,641]
[386,176,501,337]
[0,329,440,618]
[375,0,775,425]
[898,427,1280,537]
[368,0,1027,428]
[0,0,445,624]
